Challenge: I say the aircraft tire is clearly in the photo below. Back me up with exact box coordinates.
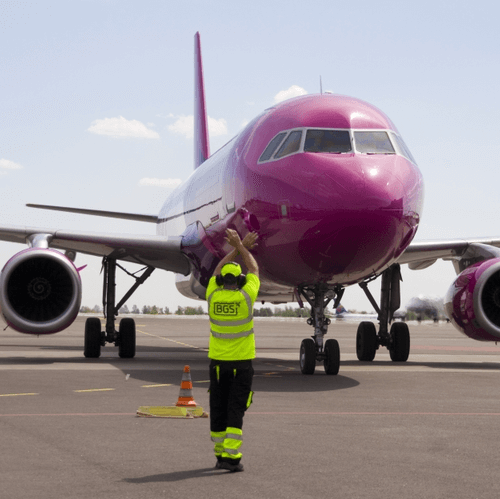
[356,321,377,361]
[323,338,340,375]
[84,317,102,358]
[389,322,410,362]
[300,338,316,375]
[118,318,136,359]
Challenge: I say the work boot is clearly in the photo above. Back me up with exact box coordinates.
[215,456,223,469]
[219,461,244,472]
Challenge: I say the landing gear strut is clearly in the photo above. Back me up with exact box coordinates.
[357,263,410,362]
[297,284,343,375]
[83,257,154,358]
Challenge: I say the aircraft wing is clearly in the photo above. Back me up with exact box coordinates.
[0,224,191,275]
[398,237,500,270]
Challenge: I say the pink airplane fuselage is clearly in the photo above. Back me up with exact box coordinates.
[158,94,424,298]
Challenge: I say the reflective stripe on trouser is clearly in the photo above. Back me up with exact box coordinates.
[211,431,225,457]
[222,427,243,461]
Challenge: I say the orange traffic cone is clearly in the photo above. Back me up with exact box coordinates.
[176,365,197,407]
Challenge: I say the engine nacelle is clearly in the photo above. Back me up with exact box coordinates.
[0,248,82,334]
[444,258,500,341]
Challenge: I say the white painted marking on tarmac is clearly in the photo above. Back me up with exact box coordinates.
[0,392,39,397]
[74,388,115,393]
[136,329,208,351]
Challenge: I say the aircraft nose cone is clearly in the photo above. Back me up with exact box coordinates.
[294,156,412,283]
[251,154,420,286]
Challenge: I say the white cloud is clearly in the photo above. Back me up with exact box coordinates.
[138,178,182,188]
[273,85,308,104]
[0,158,23,173]
[168,114,228,139]
[168,115,194,139]
[208,116,228,137]
[87,116,160,139]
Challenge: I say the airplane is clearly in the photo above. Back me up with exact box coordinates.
[334,305,405,322]
[2,32,500,375]
[334,305,378,321]
[406,296,444,322]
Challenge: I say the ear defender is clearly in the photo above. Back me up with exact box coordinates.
[215,271,246,288]
[237,274,247,288]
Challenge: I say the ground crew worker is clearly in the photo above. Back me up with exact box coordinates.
[206,229,260,473]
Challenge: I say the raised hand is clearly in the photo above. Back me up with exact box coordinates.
[242,232,258,250]
[225,229,243,248]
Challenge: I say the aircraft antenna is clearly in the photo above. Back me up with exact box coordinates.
[320,76,323,95]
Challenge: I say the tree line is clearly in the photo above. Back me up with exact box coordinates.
[80,305,311,317]
[80,305,205,315]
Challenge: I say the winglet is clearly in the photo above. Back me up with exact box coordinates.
[194,32,210,169]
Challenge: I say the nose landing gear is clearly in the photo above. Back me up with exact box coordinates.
[297,284,343,375]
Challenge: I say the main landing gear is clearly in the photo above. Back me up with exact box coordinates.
[83,257,154,359]
[297,284,344,375]
[357,263,410,363]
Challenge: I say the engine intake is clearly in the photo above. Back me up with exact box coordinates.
[444,258,500,341]
[0,248,82,334]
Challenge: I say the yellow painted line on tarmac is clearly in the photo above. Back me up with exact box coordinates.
[136,329,208,351]
[142,384,173,388]
[74,388,115,393]
[0,392,38,397]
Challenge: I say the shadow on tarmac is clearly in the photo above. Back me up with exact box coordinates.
[123,467,234,483]
[341,360,500,370]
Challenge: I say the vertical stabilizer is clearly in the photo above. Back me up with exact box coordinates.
[194,32,210,169]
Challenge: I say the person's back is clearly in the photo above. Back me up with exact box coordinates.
[206,229,259,472]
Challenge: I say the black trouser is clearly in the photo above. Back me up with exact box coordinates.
[209,359,254,432]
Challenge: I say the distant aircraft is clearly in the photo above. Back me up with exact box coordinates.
[1,33,500,374]
[334,305,405,322]
[334,305,377,321]
[406,296,444,322]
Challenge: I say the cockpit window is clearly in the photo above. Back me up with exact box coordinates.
[259,132,287,162]
[258,127,415,165]
[389,132,417,164]
[275,130,303,159]
[304,129,352,153]
[354,131,395,154]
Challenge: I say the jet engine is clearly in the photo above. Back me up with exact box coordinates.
[0,248,82,334]
[444,258,500,341]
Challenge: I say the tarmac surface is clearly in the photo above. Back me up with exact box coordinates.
[2,315,500,499]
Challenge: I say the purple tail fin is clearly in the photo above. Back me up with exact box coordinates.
[194,32,210,169]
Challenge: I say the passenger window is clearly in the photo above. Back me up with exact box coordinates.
[354,131,395,154]
[275,131,303,159]
[259,132,287,162]
[304,129,351,153]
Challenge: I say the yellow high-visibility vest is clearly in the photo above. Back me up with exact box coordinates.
[206,274,260,361]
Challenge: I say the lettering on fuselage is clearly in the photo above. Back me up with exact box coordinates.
[214,303,239,316]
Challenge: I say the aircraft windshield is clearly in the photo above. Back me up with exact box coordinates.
[258,127,415,164]
[354,131,395,154]
[275,130,302,159]
[304,130,352,153]
[389,132,417,164]
[259,132,287,162]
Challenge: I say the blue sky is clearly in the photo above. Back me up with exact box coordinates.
[1,0,499,313]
